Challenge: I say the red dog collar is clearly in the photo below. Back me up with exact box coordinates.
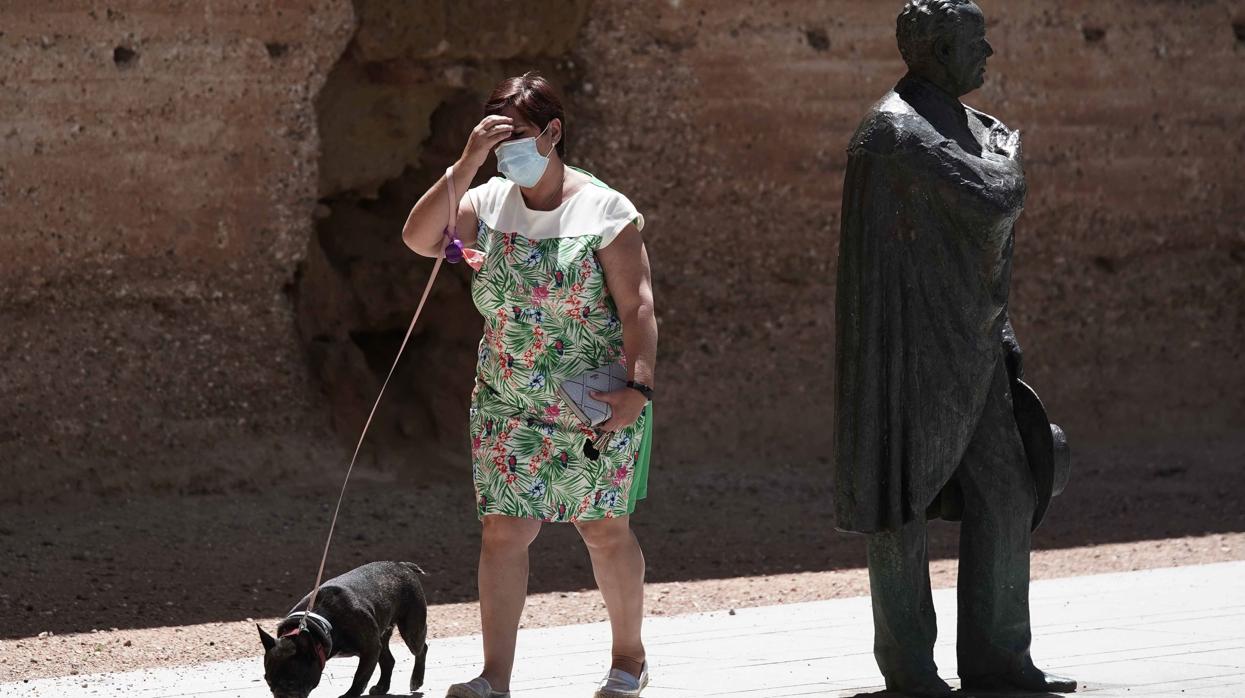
[279,626,328,670]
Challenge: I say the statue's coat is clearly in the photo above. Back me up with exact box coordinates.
[833,76,1028,534]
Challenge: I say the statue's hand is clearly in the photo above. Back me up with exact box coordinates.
[1006,130,1023,161]
[988,125,1023,161]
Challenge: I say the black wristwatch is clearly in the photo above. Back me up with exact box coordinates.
[626,380,654,402]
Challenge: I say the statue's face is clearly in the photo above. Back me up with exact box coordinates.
[940,3,994,95]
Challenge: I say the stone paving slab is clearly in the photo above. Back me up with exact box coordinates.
[4,561,1242,698]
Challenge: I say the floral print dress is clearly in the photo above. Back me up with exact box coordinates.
[465,172,652,522]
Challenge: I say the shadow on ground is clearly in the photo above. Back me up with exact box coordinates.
[856,686,1060,691]
[1,433,1241,638]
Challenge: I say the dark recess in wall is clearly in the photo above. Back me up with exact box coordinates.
[293,4,589,477]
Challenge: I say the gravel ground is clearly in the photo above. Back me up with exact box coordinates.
[1,434,1242,683]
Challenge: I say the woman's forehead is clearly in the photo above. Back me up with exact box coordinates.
[497,105,537,129]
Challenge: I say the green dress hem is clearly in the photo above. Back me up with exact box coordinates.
[626,403,653,515]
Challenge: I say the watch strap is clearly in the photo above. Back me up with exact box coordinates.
[626,380,654,401]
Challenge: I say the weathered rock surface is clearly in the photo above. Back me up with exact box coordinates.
[0,1,356,501]
[1,1,1240,503]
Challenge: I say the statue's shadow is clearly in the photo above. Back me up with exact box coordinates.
[851,686,1065,691]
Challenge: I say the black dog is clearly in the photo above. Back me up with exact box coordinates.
[258,561,429,698]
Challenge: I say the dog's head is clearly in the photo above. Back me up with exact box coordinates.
[258,624,325,698]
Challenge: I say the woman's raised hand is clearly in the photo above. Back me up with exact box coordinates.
[401,116,509,257]
[462,115,514,168]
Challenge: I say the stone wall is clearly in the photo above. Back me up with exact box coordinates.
[0,1,355,501]
[1,1,1241,503]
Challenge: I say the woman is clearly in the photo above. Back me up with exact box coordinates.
[401,72,657,698]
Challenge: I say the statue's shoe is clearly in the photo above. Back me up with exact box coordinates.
[960,663,1077,693]
[883,672,953,697]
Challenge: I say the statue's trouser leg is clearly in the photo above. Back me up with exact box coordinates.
[866,516,940,687]
[955,362,1037,678]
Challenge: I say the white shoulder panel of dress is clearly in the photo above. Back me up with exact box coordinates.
[470,176,644,245]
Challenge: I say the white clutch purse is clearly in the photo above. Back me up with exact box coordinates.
[557,361,629,427]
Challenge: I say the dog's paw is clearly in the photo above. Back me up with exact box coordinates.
[368,684,391,695]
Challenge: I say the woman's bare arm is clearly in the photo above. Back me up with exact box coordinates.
[401,115,512,257]
[594,223,657,431]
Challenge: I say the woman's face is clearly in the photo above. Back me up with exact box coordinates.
[495,105,560,159]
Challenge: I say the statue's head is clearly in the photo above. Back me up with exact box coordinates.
[897,0,993,97]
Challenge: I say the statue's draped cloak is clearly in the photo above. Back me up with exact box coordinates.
[833,77,1028,534]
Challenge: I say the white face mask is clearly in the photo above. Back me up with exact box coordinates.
[494,121,554,188]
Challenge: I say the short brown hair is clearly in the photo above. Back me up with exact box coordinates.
[484,71,566,157]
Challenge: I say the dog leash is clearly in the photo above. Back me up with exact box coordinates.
[301,166,464,626]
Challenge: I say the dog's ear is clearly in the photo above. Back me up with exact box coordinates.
[275,636,299,659]
[258,624,276,651]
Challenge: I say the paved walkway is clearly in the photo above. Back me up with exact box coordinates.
[5,561,1243,697]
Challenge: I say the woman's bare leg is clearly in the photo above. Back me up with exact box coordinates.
[477,515,542,691]
[575,515,646,676]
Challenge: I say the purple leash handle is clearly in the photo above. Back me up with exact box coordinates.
[442,165,463,264]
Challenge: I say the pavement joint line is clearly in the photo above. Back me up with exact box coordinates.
[1116,609,1245,622]
[1103,623,1245,635]
[1044,638,1242,659]
[1091,626,1244,642]
[1148,657,1245,670]
[1013,618,1245,636]
[708,683,847,695]
[1048,605,1245,622]
[1101,669,1245,690]
[1050,642,1245,666]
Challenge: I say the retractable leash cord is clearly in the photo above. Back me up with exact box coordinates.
[300,166,464,630]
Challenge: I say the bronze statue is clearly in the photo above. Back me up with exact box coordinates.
[833,1,1076,695]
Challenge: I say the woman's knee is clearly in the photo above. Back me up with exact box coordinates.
[576,517,634,552]
[481,515,541,551]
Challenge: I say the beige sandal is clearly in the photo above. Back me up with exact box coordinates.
[446,676,510,698]
[593,662,650,698]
